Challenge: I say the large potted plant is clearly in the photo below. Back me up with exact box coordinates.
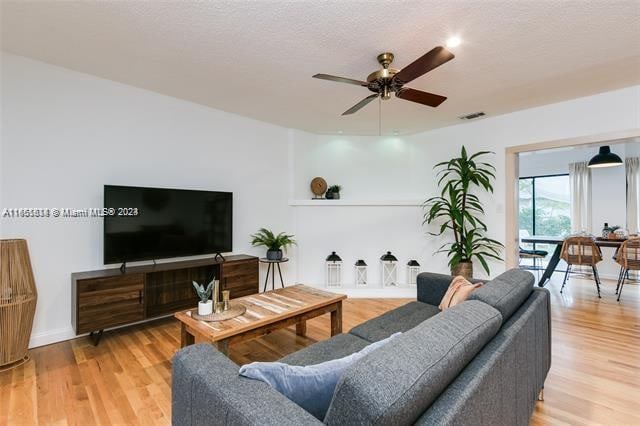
[423,146,503,279]
[250,228,296,260]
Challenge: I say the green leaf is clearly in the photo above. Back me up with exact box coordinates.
[475,253,490,275]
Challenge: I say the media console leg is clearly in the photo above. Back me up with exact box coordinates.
[89,330,104,346]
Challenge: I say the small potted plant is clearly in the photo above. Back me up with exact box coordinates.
[192,280,213,315]
[250,228,296,260]
[325,185,342,199]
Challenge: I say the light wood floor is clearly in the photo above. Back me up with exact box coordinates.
[1,274,638,425]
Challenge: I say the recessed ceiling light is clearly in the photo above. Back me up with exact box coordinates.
[337,130,343,134]
[446,36,461,48]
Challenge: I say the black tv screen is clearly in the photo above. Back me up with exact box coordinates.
[104,185,232,264]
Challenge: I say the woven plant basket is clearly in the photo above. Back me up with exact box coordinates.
[0,239,38,370]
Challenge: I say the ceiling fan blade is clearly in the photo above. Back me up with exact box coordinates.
[342,94,379,115]
[396,88,447,107]
[393,46,454,85]
[313,74,368,86]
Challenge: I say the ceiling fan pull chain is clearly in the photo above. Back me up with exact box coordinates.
[378,96,382,136]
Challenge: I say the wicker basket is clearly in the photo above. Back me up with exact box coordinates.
[0,239,38,370]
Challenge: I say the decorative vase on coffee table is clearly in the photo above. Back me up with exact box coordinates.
[198,300,213,315]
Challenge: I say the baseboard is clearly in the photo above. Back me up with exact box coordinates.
[29,327,76,349]
[28,312,178,348]
[342,288,418,298]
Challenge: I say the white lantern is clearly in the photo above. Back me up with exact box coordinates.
[380,251,399,287]
[407,260,421,286]
[355,259,368,287]
[326,251,343,288]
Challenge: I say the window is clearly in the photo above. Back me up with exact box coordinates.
[519,174,571,255]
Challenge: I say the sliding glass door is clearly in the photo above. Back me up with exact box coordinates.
[519,174,571,256]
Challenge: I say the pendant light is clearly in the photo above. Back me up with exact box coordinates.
[587,146,623,168]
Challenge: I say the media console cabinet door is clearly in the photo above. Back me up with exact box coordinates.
[221,259,259,298]
[76,274,145,334]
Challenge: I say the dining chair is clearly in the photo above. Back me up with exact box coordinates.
[560,236,603,298]
[519,248,548,279]
[518,230,548,279]
[615,237,640,302]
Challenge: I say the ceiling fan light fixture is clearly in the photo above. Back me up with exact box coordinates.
[587,145,623,168]
[313,46,454,115]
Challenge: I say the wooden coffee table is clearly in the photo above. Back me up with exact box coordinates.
[175,284,346,355]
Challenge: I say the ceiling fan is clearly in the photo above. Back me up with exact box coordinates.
[313,46,454,115]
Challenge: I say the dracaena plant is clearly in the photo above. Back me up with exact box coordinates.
[423,146,503,275]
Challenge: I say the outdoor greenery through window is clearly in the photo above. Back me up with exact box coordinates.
[519,174,571,257]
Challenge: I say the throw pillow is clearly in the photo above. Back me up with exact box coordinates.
[238,332,401,420]
[439,275,483,310]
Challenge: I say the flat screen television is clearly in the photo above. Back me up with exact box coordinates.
[104,185,232,264]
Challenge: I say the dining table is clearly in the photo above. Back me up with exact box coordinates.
[521,235,624,287]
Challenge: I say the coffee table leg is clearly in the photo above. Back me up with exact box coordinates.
[296,320,307,336]
[181,323,195,348]
[330,302,342,336]
[217,339,229,356]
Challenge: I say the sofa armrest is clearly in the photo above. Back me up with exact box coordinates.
[416,272,454,306]
[172,344,322,426]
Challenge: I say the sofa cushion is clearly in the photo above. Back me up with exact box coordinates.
[469,268,534,321]
[239,333,401,421]
[279,333,370,366]
[324,301,502,425]
[349,301,440,342]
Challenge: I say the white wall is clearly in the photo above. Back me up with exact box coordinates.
[2,52,639,347]
[290,86,640,286]
[0,54,295,347]
[291,132,437,201]
[289,132,446,296]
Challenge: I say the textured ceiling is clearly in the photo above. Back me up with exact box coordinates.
[2,0,640,135]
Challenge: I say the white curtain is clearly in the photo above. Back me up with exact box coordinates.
[569,162,592,233]
[627,157,640,234]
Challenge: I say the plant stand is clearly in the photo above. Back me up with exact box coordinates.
[259,258,289,292]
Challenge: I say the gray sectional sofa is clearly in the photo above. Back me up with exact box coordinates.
[172,268,551,425]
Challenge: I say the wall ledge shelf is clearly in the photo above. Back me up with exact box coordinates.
[310,285,418,298]
[288,199,424,207]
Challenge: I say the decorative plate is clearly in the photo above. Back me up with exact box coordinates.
[310,177,327,197]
